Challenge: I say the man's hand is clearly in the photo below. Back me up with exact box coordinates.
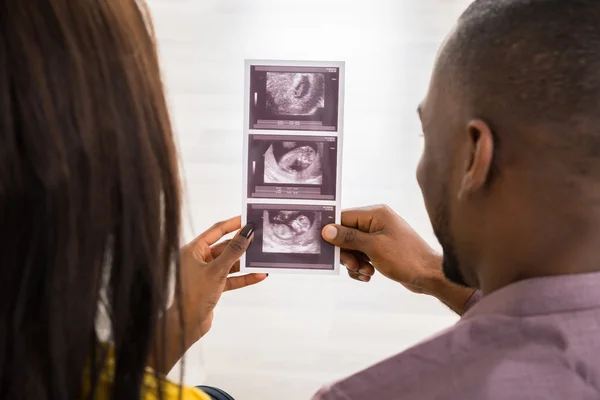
[322,205,439,290]
[322,205,476,314]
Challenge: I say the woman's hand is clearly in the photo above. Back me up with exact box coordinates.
[178,216,267,341]
[152,217,267,374]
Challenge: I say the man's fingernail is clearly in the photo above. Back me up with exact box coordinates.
[359,275,369,282]
[240,222,256,239]
[323,225,338,240]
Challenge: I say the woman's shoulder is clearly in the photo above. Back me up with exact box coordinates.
[94,366,211,400]
[87,346,211,400]
[141,372,211,400]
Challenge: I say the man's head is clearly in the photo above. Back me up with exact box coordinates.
[416,0,600,292]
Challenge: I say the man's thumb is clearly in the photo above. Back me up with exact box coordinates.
[322,224,372,252]
[215,223,254,268]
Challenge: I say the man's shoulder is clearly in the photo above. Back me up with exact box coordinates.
[313,316,599,400]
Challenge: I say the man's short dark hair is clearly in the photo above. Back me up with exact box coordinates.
[441,0,600,172]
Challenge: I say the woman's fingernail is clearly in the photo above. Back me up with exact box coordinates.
[240,222,256,239]
[359,275,369,282]
[323,225,338,240]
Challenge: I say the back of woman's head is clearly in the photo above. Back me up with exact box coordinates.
[0,1,181,398]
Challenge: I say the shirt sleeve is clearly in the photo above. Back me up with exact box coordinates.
[311,384,352,400]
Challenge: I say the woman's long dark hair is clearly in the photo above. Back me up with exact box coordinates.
[0,1,182,399]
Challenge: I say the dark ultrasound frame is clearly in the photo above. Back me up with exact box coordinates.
[248,65,340,132]
[247,135,337,201]
[245,204,336,270]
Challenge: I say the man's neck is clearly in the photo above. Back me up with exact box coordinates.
[478,229,600,295]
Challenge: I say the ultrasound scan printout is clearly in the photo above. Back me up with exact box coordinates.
[248,62,341,132]
[242,60,344,275]
[243,204,336,271]
[262,210,322,254]
[247,135,338,201]
[266,72,325,117]
[264,141,323,185]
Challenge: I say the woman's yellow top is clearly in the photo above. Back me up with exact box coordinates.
[83,350,211,400]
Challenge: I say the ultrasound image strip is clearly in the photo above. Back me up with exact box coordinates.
[242,60,344,274]
[247,61,341,132]
[262,210,322,255]
[266,72,325,117]
[264,141,323,185]
[242,203,337,273]
[247,134,337,201]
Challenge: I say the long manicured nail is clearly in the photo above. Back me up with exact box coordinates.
[240,222,256,239]
[323,225,338,240]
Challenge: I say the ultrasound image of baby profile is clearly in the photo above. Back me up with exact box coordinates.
[266,72,325,116]
[264,141,323,185]
[262,210,321,254]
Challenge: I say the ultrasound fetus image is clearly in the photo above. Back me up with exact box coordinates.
[266,72,325,116]
[262,210,321,254]
[264,141,323,185]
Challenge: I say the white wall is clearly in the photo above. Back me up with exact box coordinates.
[148,0,473,398]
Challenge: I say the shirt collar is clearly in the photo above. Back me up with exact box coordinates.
[462,271,600,320]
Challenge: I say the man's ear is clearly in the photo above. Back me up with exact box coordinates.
[458,119,494,199]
